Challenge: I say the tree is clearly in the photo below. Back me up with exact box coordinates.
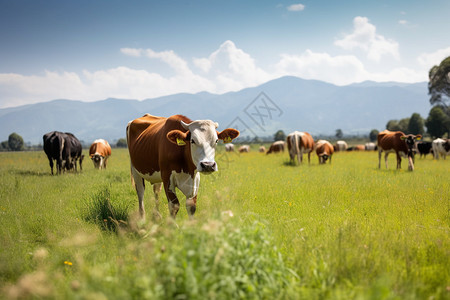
[0,141,8,151]
[428,56,450,109]
[369,129,379,142]
[116,138,128,148]
[8,133,24,151]
[386,120,401,131]
[425,106,450,138]
[273,130,286,141]
[407,113,424,135]
[335,129,343,139]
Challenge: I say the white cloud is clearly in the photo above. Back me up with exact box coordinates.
[287,4,305,12]
[335,16,399,62]
[398,20,408,25]
[417,47,450,68]
[193,40,271,92]
[0,39,430,109]
[120,48,143,57]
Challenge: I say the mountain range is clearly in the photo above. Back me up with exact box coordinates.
[0,76,431,145]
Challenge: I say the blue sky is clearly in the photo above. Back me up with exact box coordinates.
[1,0,449,108]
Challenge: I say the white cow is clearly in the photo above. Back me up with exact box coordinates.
[335,140,348,151]
[432,138,450,159]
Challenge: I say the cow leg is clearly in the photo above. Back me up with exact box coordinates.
[164,186,180,218]
[186,195,197,218]
[48,157,54,175]
[384,152,389,169]
[378,149,382,169]
[396,153,402,169]
[307,151,311,164]
[131,167,146,218]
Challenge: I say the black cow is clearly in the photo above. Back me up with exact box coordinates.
[43,131,66,175]
[64,132,84,172]
[417,141,432,158]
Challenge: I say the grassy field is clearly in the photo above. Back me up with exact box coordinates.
[0,147,449,299]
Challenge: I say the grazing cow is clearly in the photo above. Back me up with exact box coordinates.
[259,146,266,153]
[266,141,285,154]
[286,131,315,164]
[315,140,334,164]
[64,132,84,172]
[239,145,250,153]
[432,138,450,159]
[334,140,348,151]
[43,131,66,175]
[225,143,235,152]
[89,139,112,169]
[417,141,432,158]
[377,130,422,171]
[127,114,239,218]
[365,142,377,151]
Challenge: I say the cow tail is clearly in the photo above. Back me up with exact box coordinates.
[126,121,135,188]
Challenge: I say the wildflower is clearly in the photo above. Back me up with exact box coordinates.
[64,261,73,266]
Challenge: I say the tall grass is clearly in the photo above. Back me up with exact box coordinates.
[0,149,449,299]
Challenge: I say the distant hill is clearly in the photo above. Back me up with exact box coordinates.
[0,76,431,145]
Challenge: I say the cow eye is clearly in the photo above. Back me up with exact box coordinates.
[215,139,219,144]
[191,139,196,144]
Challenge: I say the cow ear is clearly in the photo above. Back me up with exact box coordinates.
[217,128,240,143]
[415,135,422,141]
[167,130,189,146]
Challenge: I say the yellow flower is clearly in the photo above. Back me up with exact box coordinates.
[64,261,73,266]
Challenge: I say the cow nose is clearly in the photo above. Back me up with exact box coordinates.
[200,161,216,172]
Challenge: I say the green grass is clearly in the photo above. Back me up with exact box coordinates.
[0,148,449,299]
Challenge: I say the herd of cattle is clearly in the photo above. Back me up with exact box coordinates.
[42,114,449,218]
[227,130,450,171]
[43,131,111,174]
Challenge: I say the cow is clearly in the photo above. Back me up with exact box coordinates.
[365,142,377,151]
[259,146,266,153]
[377,130,422,171]
[225,143,235,152]
[334,140,348,151]
[266,141,285,154]
[417,141,433,158]
[286,131,315,164]
[315,140,334,164]
[64,132,84,172]
[89,139,112,169]
[127,114,239,219]
[432,138,450,159]
[239,145,250,153]
[43,131,66,175]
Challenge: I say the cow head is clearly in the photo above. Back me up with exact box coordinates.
[91,154,104,169]
[400,134,422,157]
[167,120,239,173]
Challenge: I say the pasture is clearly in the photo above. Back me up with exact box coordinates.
[0,148,449,299]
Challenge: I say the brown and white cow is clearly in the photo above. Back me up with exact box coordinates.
[127,114,239,218]
[259,146,266,153]
[286,131,315,164]
[89,139,112,169]
[315,140,334,164]
[266,140,285,154]
[432,138,450,159]
[225,143,235,152]
[334,140,348,151]
[239,145,250,153]
[377,130,422,171]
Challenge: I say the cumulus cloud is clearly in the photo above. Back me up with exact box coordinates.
[287,4,305,11]
[193,40,271,92]
[0,38,429,109]
[335,16,399,62]
[417,46,450,68]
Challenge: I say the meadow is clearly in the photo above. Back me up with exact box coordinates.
[0,147,449,299]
